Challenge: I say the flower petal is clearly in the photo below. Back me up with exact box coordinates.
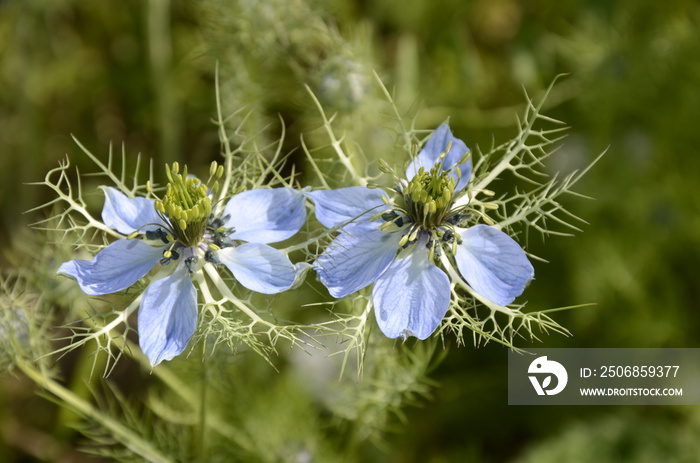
[315,224,401,298]
[57,239,162,296]
[217,243,296,294]
[307,187,388,229]
[405,123,472,191]
[101,187,165,235]
[138,267,197,366]
[455,225,534,306]
[290,262,313,289]
[372,244,451,340]
[223,188,306,244]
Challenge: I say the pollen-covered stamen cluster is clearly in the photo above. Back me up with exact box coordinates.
[374,154,473,260]
[402,162,457,230]
[149,162,221,249]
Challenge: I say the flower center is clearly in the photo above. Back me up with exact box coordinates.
[402,163,456,230]
[375,158,471,260]
[154,163,212,248]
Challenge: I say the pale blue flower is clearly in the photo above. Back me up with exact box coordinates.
[58,165,306,366]
[309,124,534,340]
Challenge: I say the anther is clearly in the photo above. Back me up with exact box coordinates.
[443,187,452,203]
[185,256,198,274]
[378,159,393,174]
[411,189,421,203]
[445,140,453,156]
[381,211,398,222]
[205,249,221,264]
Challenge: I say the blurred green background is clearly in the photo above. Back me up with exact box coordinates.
[2,0,700,461]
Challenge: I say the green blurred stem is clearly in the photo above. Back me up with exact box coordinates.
[148,0,180,164]
[305,85,365,185]
[126,339,256,453]
[54,342,108,441]
[17,360,173,463]
[196,341,207,462]
[214,64,235,212]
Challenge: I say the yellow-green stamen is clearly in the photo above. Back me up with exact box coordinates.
[374,153,472,260]
[153,163,214,248]
[401,161,457,230]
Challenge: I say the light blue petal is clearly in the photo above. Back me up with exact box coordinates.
[372,244,451,340]
[223,188,306,244]
[315,224,401,298]
[101,187,165,235]
[57,239,162,296]
[455,225,534,306]
[290,262,313,289]
[138,267,197,366]
[405,123,472,191]
[217,242,296,294]
[307,187,388,229]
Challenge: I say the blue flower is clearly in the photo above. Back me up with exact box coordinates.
[58,163,306,366]
[309,124,534,340]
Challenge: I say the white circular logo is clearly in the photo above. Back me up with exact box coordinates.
[528,356,568,396]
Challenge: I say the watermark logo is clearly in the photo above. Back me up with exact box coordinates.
[528,356,568,395]
[510,348,699,405]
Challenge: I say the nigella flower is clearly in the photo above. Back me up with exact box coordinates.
[309,124,534,340]
[58,162,306,366]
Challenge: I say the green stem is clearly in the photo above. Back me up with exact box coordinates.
[125,341,256,453]
[214,64,235,214]
[203,265,266,324]
[304,85,365,186]
[148,0,179,165]
[18,360,173,463]
[197,341,208,462]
